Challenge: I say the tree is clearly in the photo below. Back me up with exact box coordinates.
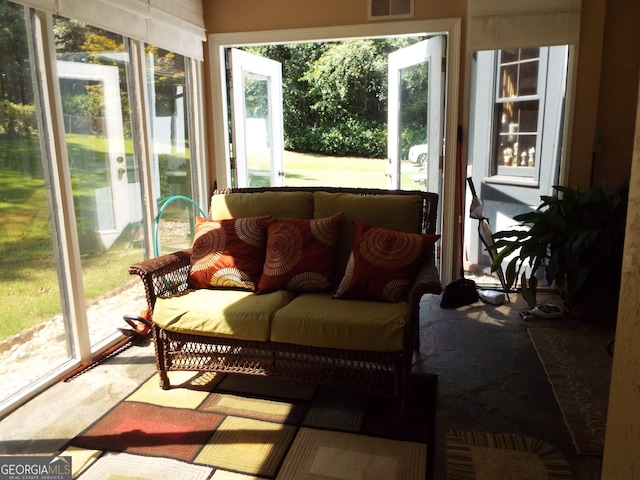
[243,37,428,158]
[0,1,33,105]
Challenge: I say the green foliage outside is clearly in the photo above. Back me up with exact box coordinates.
[244,37,430,159]
[0,101,38,138]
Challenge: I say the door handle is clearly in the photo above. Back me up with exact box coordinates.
[117,168,126,180]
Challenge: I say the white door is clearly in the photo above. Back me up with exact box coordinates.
[57,60,131,249]
[229,48,285,187]
[387,37,444,192]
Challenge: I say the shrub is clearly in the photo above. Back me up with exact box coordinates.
[0,101,38,138]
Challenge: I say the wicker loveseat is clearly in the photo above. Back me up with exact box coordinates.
[129,186,442,409]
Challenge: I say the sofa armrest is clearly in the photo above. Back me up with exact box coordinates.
[403,256,442,355]
[129,249,192,313]
[409,257,442,304]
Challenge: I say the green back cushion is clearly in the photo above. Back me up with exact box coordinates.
[210,191,314,220]
[313,191,423,277]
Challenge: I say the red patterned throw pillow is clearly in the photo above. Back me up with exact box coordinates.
[334,219,440,302]
[188,216,268,290]
[256,213,343,294]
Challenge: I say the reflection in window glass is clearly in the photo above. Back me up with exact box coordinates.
[54,17,145,347]
[146,47,197,255]
[0,1,70,402]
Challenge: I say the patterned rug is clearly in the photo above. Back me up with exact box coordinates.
[528,327,613,454]
[445,431,574,480]
[62,371,436,479]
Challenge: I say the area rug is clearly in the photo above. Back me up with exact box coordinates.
[528,327,613,455]
[445,431,574,480]
[62,370,436,479]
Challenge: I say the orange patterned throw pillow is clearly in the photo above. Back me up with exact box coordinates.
[256,213,343,294]
[334,219,440,302]
[188,216,268,290]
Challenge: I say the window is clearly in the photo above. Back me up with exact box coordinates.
[145,47,201,256]
[0,0,70,402]
[492,48,546,180]
[54,16,145,347]
[0,0,205,417]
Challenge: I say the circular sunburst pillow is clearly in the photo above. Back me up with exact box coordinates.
[256,213,343,294]
[188,216,269,291]
[334,219,440,302]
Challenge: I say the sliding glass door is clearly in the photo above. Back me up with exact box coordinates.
[0,1,205,417]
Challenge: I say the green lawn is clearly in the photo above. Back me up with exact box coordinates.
[251,150,425,189]
[0,135,143,341]
[284,151,389,188]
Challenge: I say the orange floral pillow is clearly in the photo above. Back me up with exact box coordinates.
[188,216,268,290]
[256,213,343,294]
[334,219,440,302]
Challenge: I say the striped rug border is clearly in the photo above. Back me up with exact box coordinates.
[445,431,574,480]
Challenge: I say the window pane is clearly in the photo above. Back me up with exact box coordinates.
[399,61,429,191]
[519,100,540,132]
[54,17,146,347]
[499,63,519,99]
[519,48,539,61]
[518,60,539,96]
[145,47,197,255]
[496,100,539,168]
[244,71,272,186]
[0,1,71,402]
[500,49,519,64]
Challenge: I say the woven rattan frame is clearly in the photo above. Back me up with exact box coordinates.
[129,186,441,409]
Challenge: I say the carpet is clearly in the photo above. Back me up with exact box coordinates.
[63,370,436,479]
[445,431,574,480]
[528,327,613,455]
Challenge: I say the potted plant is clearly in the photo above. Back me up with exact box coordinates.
[490,179,629,323]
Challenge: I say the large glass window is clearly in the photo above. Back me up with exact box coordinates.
[54,17,146,348]
[0,1,204,416]
[145,47,199,256]
[0,1,71,401]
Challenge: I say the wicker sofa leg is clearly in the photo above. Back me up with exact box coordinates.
[158,369,170,390]
[152,325,171,390]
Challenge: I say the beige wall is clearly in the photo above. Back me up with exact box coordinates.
[204,0,465,34]
[592,0,640,190]
[602,75,640,480]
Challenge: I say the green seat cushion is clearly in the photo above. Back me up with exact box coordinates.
[210,191,314,220]
[313,191,423,276]
[153,288,296,341]
[271,292,408,352]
